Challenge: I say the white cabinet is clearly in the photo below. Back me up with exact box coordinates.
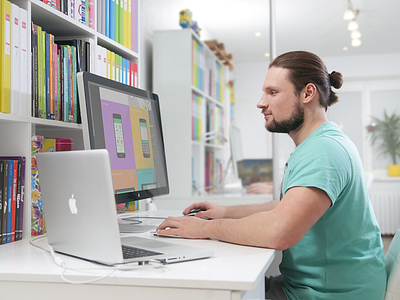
[1,0,140,240]
[153,29,230,198]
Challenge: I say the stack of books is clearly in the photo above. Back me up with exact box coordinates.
[40,1,95,29]
[0,1,29,115]
[0,156,26,245]
[97,0,139,53]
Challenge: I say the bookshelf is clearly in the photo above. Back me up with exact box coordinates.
[0,0,140,241]
[153,29,230,199]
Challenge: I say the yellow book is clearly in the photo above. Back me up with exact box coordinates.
[127,0,131,49]
[0,0,11,113]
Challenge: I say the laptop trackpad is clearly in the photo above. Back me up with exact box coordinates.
[121,236,177,250]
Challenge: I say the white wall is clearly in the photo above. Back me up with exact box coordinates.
[232,53,400,166]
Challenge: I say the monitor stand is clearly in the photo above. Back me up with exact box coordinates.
[118,222,157,234]
[117,198,159,233]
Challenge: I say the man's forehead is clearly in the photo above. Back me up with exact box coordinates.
[263,67,290,89]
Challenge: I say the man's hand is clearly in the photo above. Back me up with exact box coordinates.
[156,216,211,239]
[246,182,273,194]
[182,201,227,220]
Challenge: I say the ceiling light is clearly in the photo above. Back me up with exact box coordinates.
[343,9,355,20]
[351,38,362,47]
[255,32,261,37]
[351,30,361,39]
[348,20,359,31]
[343,46,348,51]
[264,52,270,57]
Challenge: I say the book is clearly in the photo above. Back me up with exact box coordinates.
[107,49,111,79]
[89,0,94,29]
[130,60,137,87]
[10,3,20,115]
[126,58,130,86]
[44,32,50,119]
[15,160,22,241]
[31,23,39,117]
[102,46,107,77]
[54,41,59,120]
[71,45,77,123]
[0,156,26,241]
[105,0,109,37]
[124,0,130,49]
[0,0,11,113]
[77,0,85,25]
[44,138,56,152]
[6,160,13,243]
[95,44,103,77]
[31,136,45,236]
[1,161,8,244]
[61,45,69,122]
[49,33,54,119]
[58,44,64,121]
[19,7,28,116]
[10,160,18,242]
[131,0,137,53]
[115,0,119,44]
[0,161,4,244]
[109,0,115,40]
[37,26,44,118]
[115,53,120,82]
[119,0,123,44]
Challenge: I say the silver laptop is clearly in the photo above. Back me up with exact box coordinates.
[36,149,213,266]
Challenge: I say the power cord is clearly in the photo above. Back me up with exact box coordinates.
[29,235,166,284]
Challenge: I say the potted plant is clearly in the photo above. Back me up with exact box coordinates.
[367,110,400,176]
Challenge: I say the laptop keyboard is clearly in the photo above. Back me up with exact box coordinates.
[122,245,164,259]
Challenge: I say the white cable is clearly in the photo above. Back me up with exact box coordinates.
[29,235,166,284]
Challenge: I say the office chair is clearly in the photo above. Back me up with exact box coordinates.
[385,225,400,300]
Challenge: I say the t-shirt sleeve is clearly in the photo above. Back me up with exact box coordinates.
[283,137,352,206]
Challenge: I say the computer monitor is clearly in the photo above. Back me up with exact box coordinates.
[77,72,169,205]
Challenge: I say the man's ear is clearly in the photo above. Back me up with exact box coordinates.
[303,83,317,104]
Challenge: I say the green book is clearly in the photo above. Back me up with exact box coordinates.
[115,0,119,43]
[62,46,69,122]
[70,45,77,123]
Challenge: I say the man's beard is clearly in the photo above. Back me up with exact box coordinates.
[265,101,304,134]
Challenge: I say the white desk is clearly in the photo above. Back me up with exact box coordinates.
[0,210,275,300]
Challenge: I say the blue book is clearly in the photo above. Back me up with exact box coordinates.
[122,58,127,84]
[45,32,50,119]
[6,160,13,243]
[105,0,110,38]
[109,0,115,40]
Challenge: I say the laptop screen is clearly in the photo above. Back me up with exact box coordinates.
[77,72,169,204]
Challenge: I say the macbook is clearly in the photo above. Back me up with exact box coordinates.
[36,149,213,266]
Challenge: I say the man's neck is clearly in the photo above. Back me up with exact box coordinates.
[289,111,328,146]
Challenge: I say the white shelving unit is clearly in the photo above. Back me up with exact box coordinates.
[1,0,140,240]
[153,29,230,199]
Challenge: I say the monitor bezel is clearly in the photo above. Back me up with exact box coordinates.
[77,71,169,204]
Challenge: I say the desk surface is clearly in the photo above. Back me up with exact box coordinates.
[0,210,275,300]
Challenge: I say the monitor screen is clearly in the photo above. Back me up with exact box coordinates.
[77,72,169,204]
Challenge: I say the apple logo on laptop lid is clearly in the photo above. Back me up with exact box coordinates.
[68,194,78,214]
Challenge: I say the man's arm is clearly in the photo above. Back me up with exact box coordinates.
[183,199,278,220]
[157,187,331,250]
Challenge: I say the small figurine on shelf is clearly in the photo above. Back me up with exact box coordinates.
[179,9,201,36]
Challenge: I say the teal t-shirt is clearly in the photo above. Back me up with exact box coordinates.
[280,122,386,300]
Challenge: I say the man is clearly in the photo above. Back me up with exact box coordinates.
[156,51,387,299]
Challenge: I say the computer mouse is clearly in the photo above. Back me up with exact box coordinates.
[183,209,211,219]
